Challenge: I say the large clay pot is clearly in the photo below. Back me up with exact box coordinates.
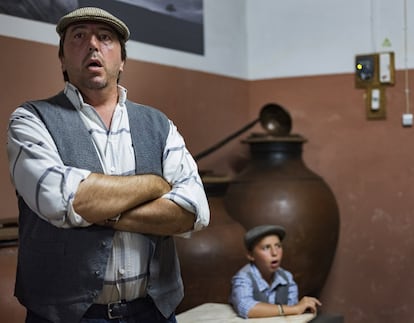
[224,134,340,298]
[175,176,246,313]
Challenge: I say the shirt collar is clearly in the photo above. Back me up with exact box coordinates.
[63,82,128,110]
[250,263,289,291]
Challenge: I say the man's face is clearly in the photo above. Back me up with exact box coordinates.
[248,234,283,280]
[60,22,124,90]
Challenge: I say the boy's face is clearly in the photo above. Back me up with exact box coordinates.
[247,234,283,280]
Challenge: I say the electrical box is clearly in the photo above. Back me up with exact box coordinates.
[355,54,377,88]
[355,52,395,120]
[379,52,394,84]
[355,52,395,88]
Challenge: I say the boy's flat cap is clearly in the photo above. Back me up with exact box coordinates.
[56,7,130,41]
[244,224,286,251]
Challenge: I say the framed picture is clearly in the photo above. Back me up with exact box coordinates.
[0,0,204,54]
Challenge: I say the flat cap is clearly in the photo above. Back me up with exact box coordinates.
[56,7,130,41]
[244,224,286,251]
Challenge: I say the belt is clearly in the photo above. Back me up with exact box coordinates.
[84,297,152,319]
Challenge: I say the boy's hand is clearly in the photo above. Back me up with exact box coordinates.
[295,296,322,314]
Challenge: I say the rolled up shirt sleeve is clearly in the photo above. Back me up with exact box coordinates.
[162,120,210,232]
[7,107,92,228]
[230,268,259,318]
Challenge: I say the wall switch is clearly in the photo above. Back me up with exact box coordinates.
[402,113,413,127]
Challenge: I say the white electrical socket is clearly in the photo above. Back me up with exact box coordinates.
[371,89,380,110]
[402,113,413,127]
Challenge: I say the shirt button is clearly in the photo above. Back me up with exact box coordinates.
[110,166,116,173]
[119,268,125,275]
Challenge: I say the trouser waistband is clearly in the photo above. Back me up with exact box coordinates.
[84,296,152,319]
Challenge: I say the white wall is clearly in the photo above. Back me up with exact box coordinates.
[1,0,412,80]
[245,0,414,80]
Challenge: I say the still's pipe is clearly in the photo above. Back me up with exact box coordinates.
[194,103,292,161]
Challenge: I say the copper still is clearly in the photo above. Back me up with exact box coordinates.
[174,176,246,313]
[224,103,340,298]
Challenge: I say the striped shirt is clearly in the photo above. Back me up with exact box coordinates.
[7,82,210,304]
[230,263,298,318]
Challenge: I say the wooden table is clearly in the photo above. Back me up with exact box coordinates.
[177,303,315,323]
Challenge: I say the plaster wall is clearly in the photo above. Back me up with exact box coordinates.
[1,1,414,322]
[1,34,413,323]
[1,0,413,79]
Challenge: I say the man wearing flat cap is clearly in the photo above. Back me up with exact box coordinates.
[230,224,321,319]
[7,7,209,323]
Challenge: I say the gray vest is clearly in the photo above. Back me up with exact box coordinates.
[15,92,183,323]
[249,267,289,305]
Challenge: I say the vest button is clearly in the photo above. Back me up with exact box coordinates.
[101,241,107,247]
[94,270,100,276]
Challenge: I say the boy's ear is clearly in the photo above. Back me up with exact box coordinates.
[246,252,254,262]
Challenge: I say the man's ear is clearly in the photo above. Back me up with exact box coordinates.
[60,57,66,73]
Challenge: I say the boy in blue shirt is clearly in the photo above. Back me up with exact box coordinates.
[230,225,321,318]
